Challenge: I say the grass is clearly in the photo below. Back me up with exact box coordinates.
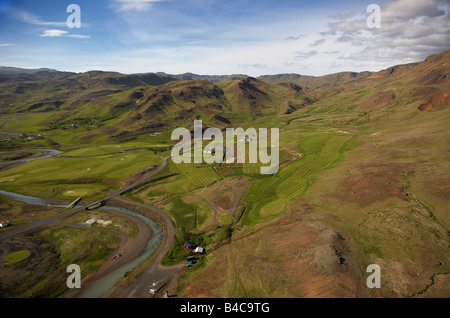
[0,195,63,222]
[145,161,219,196]
[0,149,162,200]
[242,133,353,225]
[38,226,120,275]
[62,210,139,238]
[3,250,31,264]
[1,55,449,298]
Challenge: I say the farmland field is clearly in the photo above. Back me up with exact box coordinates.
[0,48,449,299]
[242,133,353,224]
[0,147,162,200]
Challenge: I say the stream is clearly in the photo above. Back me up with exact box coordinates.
[0,149,63,165]
[78,205,163,298]
[0,189,163,298]
[0,147,165,298]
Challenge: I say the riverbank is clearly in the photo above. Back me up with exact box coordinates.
[61,205,158,298]
[102,197,182,298]
[0,146,183,298]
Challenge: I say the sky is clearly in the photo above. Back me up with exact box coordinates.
[0,0,449,76]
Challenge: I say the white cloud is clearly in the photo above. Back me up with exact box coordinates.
[286,34,306,41]
[294,50,318,60]
[310,38,326,47]
[9,8,67,27]
[68,34,91,39]
[0,43,15,47]
[382,0,446,21]
[41,29,69,37]
[40,29,91,39]
[112,0,165,12]
[325,0,450,63]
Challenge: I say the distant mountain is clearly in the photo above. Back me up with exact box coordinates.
[0,66,68,74]
[0,50,448,142]
[0,65,374,89]
[258,71,373,89]
[171,72,247,84]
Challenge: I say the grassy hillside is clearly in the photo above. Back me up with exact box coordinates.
[177,50,450,298]
[0,50,449,298]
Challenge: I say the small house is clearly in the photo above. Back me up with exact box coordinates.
[194,247,205,255]
[182,241,197,252]
[0,221,10,228]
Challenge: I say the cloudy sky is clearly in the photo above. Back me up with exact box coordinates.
[0,0,449,76]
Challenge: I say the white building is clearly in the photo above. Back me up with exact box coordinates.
[194,247,204,254]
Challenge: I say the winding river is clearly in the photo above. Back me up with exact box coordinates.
[0,148,164,298]
[0,189,163,298]
[78,206,162,298]
[0,149,63,165]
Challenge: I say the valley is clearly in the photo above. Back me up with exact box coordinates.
[0,50,449,298]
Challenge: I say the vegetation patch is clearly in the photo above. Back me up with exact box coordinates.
[3,250,31,264]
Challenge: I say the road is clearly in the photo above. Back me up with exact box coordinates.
[105,196,180,298]
[0,140,240,298]
[0,149,173,297]
[0,155,168,241]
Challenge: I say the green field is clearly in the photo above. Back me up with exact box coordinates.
[242,133,353,224]
[0,147,162,199]
[1,51,449,298]
[3,250,31,264]
[39,226,120,274]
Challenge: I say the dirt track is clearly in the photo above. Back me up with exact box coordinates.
[104,196,181,298]
[60,208,153,298]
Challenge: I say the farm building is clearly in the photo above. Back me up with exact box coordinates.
[182,241,198,252]
[194,247,205,254]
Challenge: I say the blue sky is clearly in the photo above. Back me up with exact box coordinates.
[0,0,449,76]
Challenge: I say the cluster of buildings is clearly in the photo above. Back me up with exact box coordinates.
[182,241,205,268]
[182,241,204,254]
[1,133,44,142]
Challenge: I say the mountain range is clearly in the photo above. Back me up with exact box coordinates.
[0,50,448,144]
[0,50,449,298]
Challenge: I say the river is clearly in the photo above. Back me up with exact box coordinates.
[0,149,63,165]
[0,147,165,298]
[78,205,163,298]
[0,191,163,298]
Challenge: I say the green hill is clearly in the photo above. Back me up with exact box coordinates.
[0,50,449,298]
